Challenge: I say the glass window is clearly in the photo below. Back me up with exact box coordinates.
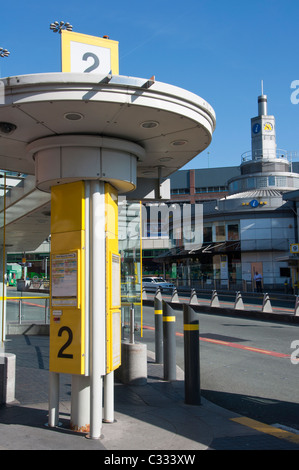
[119,200,142,339]
[256,177,268,188]
[247,177,255,189]
[230,181,239,192]
[276,176,287,187]
[215,223,225,241]
[203,225,212,242]
[268,176,275,186]
[227,223,239,240]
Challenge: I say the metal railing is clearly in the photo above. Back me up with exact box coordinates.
[165,277,294,294]
[241,149,289,162]
[4,294,50,325]
[144,286,299,318]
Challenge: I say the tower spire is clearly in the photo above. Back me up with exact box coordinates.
[258,82,267,116]
[251,85,276,160]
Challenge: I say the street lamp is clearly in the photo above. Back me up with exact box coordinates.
[0,48,10,58]
[50,21,73,34]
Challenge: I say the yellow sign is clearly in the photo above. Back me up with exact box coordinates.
[50,182,86,375]
[290,243,299,254]
[51,251,79,307]
[61,30,119,74]
[105,183,121,373]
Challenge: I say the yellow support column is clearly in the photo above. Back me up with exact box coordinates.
[105,183,121,374]
[104,183,121,424]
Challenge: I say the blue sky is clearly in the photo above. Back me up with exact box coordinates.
[1,0,299,170]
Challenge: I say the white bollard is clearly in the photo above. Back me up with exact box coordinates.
[234,291,244,310]
[262,293,273,313]
[210,290,220,307]
[189,288,199,305]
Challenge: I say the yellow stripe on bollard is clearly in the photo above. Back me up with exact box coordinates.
[163,316,176,322]
[154,309,163,315]
[184,324,199,331]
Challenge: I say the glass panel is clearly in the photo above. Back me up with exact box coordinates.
[1,172,51,330]
[227,223,239,240]
[247,177,255,189]
[119,198,142,340]
[276,176,287,187]
[256,177,268,188]
[214,223,225,241]
[203,225,212,243]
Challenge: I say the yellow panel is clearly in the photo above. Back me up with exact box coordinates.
[51,182,85,234]
[140,201,143,337]
[105,183,121,373]
[51,231,83,254]
[50,181,86,375]
[105,183,118,245]
[50,309,85,375]
[61,30,119,74]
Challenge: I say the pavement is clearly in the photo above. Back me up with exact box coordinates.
[1,334,299,452]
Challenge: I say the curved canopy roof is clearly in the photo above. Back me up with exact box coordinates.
[0,73,216,179]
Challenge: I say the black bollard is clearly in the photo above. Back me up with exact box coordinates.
[154,288,163,363]
[163,301,176,381]
[183,304,201,405]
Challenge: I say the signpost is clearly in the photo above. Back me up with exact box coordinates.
[61,30,119,74]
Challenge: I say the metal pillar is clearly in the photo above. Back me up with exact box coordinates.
[154,289,163,363]
[103,371,114,423]
[71,375,90,432]
[162,301,176,381]
[0,247,7,343]
[130,303,135,344]
[48,371,60,427]
[183,304,201,405]
[89,181,106,439]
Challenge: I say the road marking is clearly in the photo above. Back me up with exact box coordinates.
[143,325,291,359]
[198,336,290,358]
[231,417,299,445]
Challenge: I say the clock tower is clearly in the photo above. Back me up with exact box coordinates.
[228,84,299,195]
[251,85,276,161]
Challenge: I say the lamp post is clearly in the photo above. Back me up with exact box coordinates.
[50,21,73,73]
[50,21,73,34]
[0,47,10,79]
[0,48,10,58]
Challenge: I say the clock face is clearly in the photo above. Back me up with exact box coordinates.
[264,122,273,132]
[252,123,261,134]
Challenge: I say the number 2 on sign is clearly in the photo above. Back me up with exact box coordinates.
[82,52,100,73]
[58,326,73,359]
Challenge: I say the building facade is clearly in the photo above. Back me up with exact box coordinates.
[143,92,299,292]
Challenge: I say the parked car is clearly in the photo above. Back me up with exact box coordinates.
[142,276,175,293]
